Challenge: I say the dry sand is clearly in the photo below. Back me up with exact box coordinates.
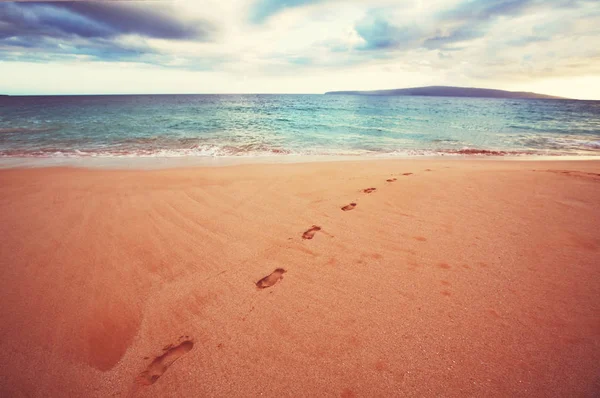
[0,159,599,397]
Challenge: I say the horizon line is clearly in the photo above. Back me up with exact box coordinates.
[0,93,588,100]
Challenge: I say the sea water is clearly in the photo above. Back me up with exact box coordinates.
[1,94,599,158]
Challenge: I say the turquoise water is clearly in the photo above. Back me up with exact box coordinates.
[1,94,599,157]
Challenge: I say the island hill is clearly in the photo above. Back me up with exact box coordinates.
[324,85,567,99]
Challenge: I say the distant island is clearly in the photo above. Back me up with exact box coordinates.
[325,86,567,99]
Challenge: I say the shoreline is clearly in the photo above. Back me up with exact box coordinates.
[1,153,599,170]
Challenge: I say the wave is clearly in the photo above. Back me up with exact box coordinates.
[2,145,597,158]
[0,144,291,158]
[2,132,600,158]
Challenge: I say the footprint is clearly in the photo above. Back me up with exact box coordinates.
[425,169,432,171]
[302,225,321,239]
[137,340,194,386]
[362,187,376,193]
[386,178,397,182]
[341,203,357,211]
[402,173,413,176]
[256,268,286,289]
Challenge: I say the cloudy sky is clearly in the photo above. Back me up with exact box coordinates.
[1,0,599,98]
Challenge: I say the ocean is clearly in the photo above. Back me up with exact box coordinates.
[1,94,599,159]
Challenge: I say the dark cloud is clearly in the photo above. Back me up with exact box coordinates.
[0,3,110,40]
[0,2,214,41]
[0,1,215,64]
[53,2,211,40]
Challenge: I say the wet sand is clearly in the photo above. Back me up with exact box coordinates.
[0,159,599,397]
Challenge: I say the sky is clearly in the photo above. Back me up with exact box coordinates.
[1,0,599,99]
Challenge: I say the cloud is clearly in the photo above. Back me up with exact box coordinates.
[423,25,484,50]
[250,0,600,83]
[0,1,216,64]
[420,0,538,49]
[349,0,597,54]
[0,3,112,40]
[354,10,422,50]
[54,2,212,40]
[0,2,214,40]
[440,0,533,22]
[249,0,323,23]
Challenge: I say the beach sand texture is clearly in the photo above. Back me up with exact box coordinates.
[0,159,599,397]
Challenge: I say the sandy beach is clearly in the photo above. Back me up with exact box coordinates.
[0,158,599,397]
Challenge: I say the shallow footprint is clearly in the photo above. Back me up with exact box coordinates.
[256,268,286,289]
[302,225,322,239]
[137,340,194,386]
[341,203,357,211]
[386,178,397,182]
[402,173,413,176]
[363,187,377,193]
